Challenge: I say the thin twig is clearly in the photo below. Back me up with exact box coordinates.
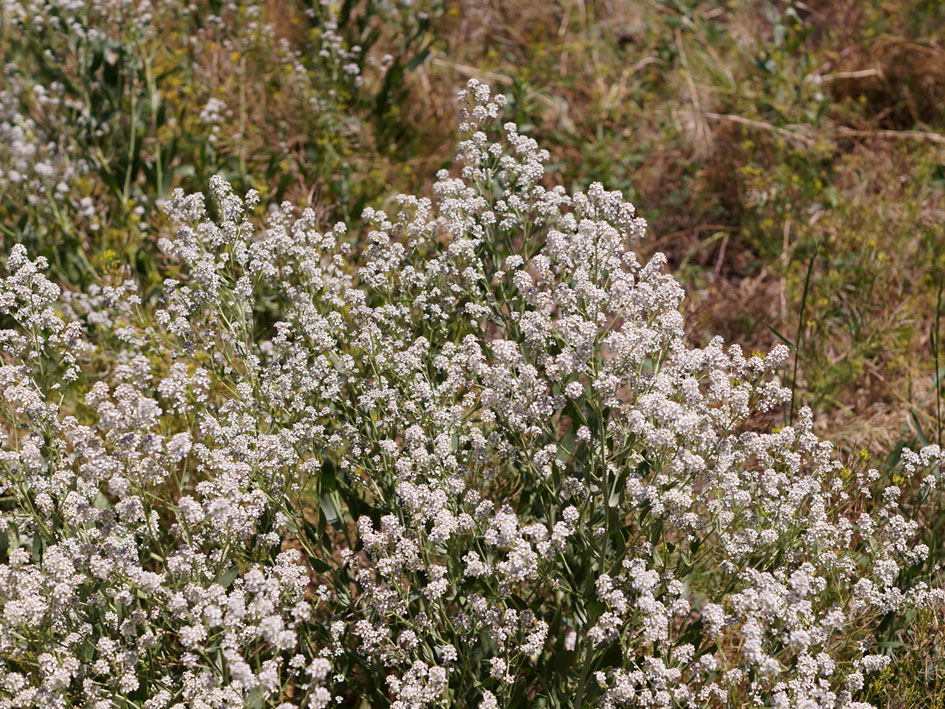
[700,111,814,145]
[659,224,740,240]
[697,111,945,147]
[831,126,945,145]
[809,68,883,83]
[791,246,819,426]
[430,57,513,86]
[934,284,943,449]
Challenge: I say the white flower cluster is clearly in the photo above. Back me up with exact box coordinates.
[0,72,93,231]
[2,0,424,256]
[0,79,940,708]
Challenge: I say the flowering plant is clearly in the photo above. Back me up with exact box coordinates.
[0,80,941,708]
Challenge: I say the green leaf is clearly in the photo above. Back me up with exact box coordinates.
[244,686,265,709]
[911,410,930,447]
[764,322,795,349]
[31,534,44,564]
[319,492,340,526]
[218,566,240,588]
[309,556,331,574]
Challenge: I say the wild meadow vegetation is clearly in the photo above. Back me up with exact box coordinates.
[1,0,945,707]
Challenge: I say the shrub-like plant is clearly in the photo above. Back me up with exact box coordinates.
[0,80,941,708]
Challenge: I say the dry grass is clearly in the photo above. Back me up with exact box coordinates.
[404,0,945,462]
